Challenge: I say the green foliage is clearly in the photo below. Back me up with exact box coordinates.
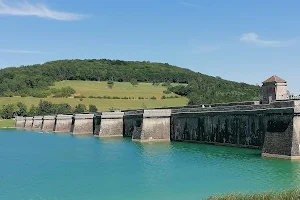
[130,78,138,86]
[150,96,157,100]
[206,188,300,200]
[107,80,114,89]
[161,95,166,99]
[74,104,86,113]
[1,104,17,119]
[162,81,171,87]
[53,103,72,114]
[37,100,54,115]
[0,59,260,104]
[52,86,76,98]
[88,104,98,113]
[28,105,38,117]
[16,102,27,116]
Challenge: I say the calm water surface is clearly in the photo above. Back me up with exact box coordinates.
[0,129,300,200]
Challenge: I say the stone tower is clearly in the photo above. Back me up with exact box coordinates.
[261,75,287,104]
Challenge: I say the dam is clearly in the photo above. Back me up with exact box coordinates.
[14,75,300,160]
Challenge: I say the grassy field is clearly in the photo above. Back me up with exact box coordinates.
[206,188,300,200]
[0,81,188,111]
[0,119,15,128]
[52,80,185,99]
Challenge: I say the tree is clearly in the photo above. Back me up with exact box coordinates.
[53,103,72,114]
[107,80,114,89]
[130,78,138,86]
[16,102,27,116]
[38,100,54,115]
[28,105,38,117]
[1,104,16,119]
[89,104,98,113]
[74,104,86,113]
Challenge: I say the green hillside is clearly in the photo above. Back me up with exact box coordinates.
[0,59,261,105]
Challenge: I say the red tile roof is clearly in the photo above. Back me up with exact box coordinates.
[263,75,286,83]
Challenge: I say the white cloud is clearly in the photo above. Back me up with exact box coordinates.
[240,33,297,47]
[0,49,46,54]
[0,0,84,21]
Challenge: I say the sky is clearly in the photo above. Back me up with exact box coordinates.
[0,0,300,93]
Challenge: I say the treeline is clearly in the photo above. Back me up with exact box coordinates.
[0,101,98,119]
[0,59,261,104]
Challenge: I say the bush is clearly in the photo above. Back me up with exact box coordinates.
[74,104,86,113]
[161,95,166,99]
[150,96,157,100]
[89,104,98,113]
[138,97,144,100]
[74,95,86,99]
[163,90,171,94]
[162,81,171,87]
[113,96,121,99]
[130,78,138,86]
[16,102,27,116]
[107,80,114,89]
[1,104,17,119]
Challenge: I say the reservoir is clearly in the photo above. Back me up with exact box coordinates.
[1,129,299,200]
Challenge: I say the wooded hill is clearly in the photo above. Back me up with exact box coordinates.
[0,59,260,104]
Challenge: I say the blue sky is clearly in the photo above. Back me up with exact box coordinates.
[0,0,300,93]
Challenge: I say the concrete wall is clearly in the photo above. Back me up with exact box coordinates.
[124,113,143,138]
[72,114,94,134]
[132,109,171,142]
[32,116,43,130]
[97,112,124,137]
[276,82,288,100]
[24,117,33,129]
[15,116,25,128]
[262,101,300,159]
[172,110,266,148]
[172,100,300,159]
[42,116,56,132]
[54,115,73,133]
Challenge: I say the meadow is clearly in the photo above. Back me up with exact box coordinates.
[0,81,188,111]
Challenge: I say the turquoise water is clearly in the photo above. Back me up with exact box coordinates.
[0,129,300,200]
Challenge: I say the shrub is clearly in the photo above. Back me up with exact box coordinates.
[138,97,144,100]
[107,80,114,89]
[130,78,138,86]
[163,90,171,94]
[89,104,98,113]
[150,96,157,100]
[113,96,121,99]
[161,95,166,99]
[74,104,86,113]
[162,81,171,87]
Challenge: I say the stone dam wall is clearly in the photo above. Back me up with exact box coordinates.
[15,100,300,160]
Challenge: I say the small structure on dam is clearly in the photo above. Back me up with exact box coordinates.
[14,75,300,160]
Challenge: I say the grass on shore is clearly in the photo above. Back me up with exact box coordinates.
[0,119,15,128]
[206,188,300,200]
